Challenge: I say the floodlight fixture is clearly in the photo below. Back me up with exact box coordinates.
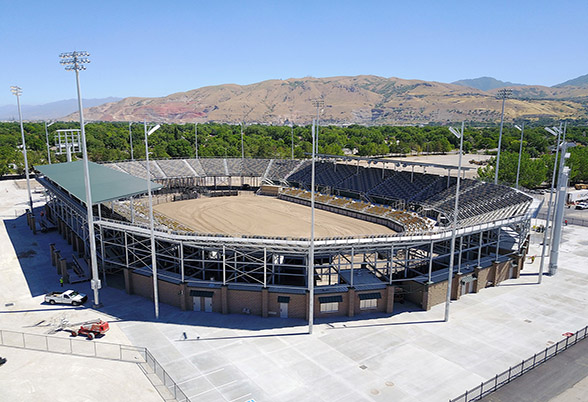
[147,124,161,136]
[545,127,559,136]
[448,126,461,138]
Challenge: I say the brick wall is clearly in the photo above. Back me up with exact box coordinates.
[228,289,262,315]
[314,292,348,318]
[158,280,181,308]
[268,293,307,319]
[131,272,153,300]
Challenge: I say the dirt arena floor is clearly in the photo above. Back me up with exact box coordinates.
[154,193,396,238]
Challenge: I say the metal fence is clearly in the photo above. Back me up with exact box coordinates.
[535,212,588,227]
[0,329,190,402]
[450,325,588,402]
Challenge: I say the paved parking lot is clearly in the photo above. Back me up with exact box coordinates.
[1,178,587,401]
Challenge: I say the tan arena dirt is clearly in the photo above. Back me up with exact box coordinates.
[153,193,396,238]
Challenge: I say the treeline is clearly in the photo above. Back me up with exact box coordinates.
[0,121,586,187]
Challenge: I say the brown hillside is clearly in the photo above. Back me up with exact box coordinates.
[65,75,588,124]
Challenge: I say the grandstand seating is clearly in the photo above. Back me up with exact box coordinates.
[156,159,196,178]
[107,158,532,228]
[266,159,301,181]
[243,159,271,176]
[338,166,387,193]
[225,158,244,176]
[199,158,227,176]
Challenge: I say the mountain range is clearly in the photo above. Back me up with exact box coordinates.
[3,74,587,125]
[0,97,121,121]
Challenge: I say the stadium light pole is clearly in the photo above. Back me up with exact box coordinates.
[11,86,33,213]
[240,122,244,159]
[494,89,512,185]
[538,124,562,284]
[144,121,161,319]
[45,121,55,164]
[129,122,134,160]
[194,122,198,158]
[291,123,294,160]
[308,119,316,334]
[514,123,525,189]
[59,51,102,307]
[312,99,324,155]
[444,122,464,322]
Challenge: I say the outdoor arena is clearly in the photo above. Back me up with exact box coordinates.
[35,155,539,320]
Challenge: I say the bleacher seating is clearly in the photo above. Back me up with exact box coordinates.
[225,158,244,176]
[266,159,301,181]
[338,166,387,193]
[155,159,195,178]
[199,158,226,176]
[243,159,271,176]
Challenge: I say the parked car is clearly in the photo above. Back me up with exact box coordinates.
[575,203,588,210]
[44,290,87,306]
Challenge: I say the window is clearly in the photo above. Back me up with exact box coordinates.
[320,302,339,313]
[360,298,378,310]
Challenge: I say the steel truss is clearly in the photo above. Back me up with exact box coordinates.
[41,174,532,296]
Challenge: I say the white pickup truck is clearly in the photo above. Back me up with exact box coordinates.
[44,290,88,306]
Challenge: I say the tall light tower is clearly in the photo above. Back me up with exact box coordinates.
[10,86,34,213]
[194,122,198,158]
[45,121,55,164]
[514,123,525,189]
[444,122,464,322]
[291,123,294,160]
[308,119,316,334]
[538,124,563,284]
[494,88,512,185]
[240,122,245,159]
[144,121,162,319]
[59,50,102,307]
[311,99,324,155]
[129,122,134,160]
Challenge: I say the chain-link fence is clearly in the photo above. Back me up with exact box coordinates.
[450,325,588,402]
[0,329,191,402]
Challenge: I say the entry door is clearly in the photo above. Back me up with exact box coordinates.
[193,297,201,312]
[508,264,514,279]
[280,303,288,318]
[204,297,212,313]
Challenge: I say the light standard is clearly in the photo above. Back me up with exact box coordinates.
[291,123,294,160]
[444,122,464,322]
[59,51,102,306]
[494,89,512,185]
[194,122,198,158]
[240,122,245,159]
[129,122,134,160]
[45,121,55,164]
[308,118,316,334]
[514,123,525,189]
[10,86,33,213]
[144,121,162,318]
[538,124,563,284]
[311,99,324,155]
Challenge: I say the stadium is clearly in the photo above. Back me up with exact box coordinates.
[34,155,539,320]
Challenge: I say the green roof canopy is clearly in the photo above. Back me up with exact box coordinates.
[35,161,163,206]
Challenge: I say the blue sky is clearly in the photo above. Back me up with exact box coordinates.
[1,0,587,105]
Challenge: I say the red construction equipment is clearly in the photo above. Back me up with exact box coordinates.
[70,320,109,340]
